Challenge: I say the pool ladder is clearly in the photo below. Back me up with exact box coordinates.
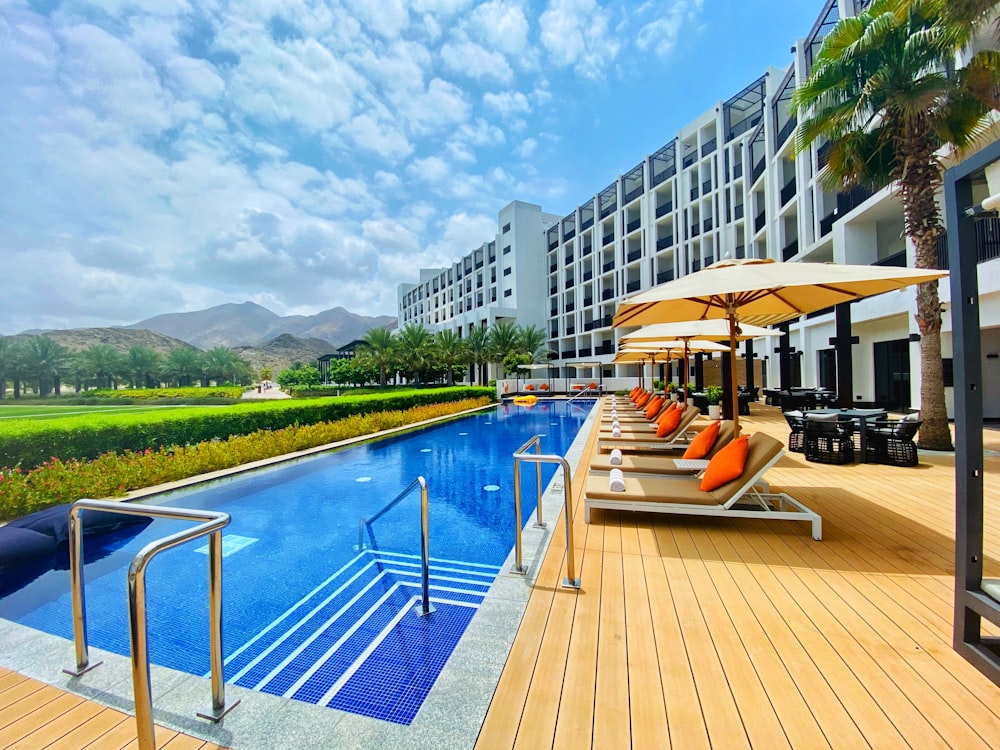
[512,436,580,588]
[568,385,597,403]
[357,476,435,617]
[63,498,240,750]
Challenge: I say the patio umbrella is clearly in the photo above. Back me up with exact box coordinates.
[619,340,730,398]
[566,361,603,393]
[613,258,948,434]
[516,362,554,394]
[620,320,784,408]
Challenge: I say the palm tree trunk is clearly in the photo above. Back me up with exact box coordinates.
[898,125,953,450]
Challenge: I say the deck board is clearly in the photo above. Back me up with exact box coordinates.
[476,401,1000,750]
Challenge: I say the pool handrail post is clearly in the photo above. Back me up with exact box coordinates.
[510,435,538,576]
[413,476,436,617]
[64,499,239,750]
[534,440,545,529]
[511,438,581,589]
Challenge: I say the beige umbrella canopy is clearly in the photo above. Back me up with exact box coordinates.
[619,320,783,343]
[613,258,949,433]
[616,341,729,391]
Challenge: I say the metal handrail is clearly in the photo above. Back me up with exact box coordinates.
[568,385,596,403]
[512,436,580,588]
[64,498,239,750]
[358,477,435,617]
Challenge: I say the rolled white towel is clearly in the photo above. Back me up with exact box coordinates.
[611,425,621,437]
[609,468,626,492]
[611,408,617,418]
[609,448,623,465]
[611,419,620,429]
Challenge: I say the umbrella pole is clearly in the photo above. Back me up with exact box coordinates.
[728,310,740,435]
[682,340,690,405]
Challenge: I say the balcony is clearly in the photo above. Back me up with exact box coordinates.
[702,179,712,194]
[601,314,614,327]
[549,261,557,273]
[751,159,765,183]
[584,320,594,331]
[578,347,592,357]
[583,296,593,306]
[626,280,641,293]
[701,138,717,157]
[626,218,641,233]
[837,185,875,216]
[624,186,643,204]
[703,217,713,233]
[600,203,615,219]
[734,204,744,220]
[735,245,746,259]
[780,177,797,206]
[581,216,594,230]
[475,260,484,269]
[602,260,615,272]
[733,163,743,179]
[550,307,558,316]
[690,186,699,201]
[817,142,831,170]
[775,117,796,150]
[566,326,575,335]
[582,244,593,256]
[565,278,574,289]
[602,288,614,300]
[548,239,559,251]
[782,239,799,261]
[682,152,697,169]
[754,210,766,233]
[656,201,673,218]
[583,270,593,282]
[873,250,906,268]
[690,224,700,238]
[656,269,675,284]
[561,348,575,359]
[595,342,614,355]
[656,236,674,251]
[564,228,576,241]
[692,259,702,272]
[819,211,836,237]
[550,327,559,337]
[565,302,575,313]
[626,249,641,263]
[603,232,615,246]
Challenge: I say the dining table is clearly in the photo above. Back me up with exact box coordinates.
[805,408,888,463]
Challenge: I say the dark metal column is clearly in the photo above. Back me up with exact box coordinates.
[744,340,755,392]
[694,354,704,392]
[835,302,855,408]
[721,350,734,420]
[778,322,792,390]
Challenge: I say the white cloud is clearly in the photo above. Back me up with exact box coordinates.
[483,90,530,117]
[425,212,497,261]
[539,0,620,79]
[343,0,410,39]
[514,137,537,158]
[398,77,471,135]
[342,113,414,159]
[467,1,530,56]
[407,156,451,183]
[440,39,514,84]
[636,1,704,58]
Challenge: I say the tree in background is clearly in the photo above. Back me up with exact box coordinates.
[358,326,396,387]
[434,329,467,386]
[77,344,126,390]
[0,337,23,399]
[126,346,162,389]
[395,323,433,384]
[486,321,520,377]
[162,347,203,388]
[464,326,491,385]
[20,336,71,396]
[792,0,999,449]
[516,324,551,364]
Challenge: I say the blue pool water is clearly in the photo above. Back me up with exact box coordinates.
[0,399,594,724]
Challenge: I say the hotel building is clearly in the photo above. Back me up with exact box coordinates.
[398,0,1000,418]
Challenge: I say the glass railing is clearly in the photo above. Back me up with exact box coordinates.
[782,239,799,261]
[656,201,673,218]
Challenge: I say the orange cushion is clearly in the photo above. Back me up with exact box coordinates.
[700,435,749,492]
[539,383,549,390]
[656,401,678,423]
[683,420,721,459]
[635,393,650,408]
[588,382,598,389]
[644,397,663,419]
[525,384,534,391]
[630,386,639,397]
[656,408,683,437]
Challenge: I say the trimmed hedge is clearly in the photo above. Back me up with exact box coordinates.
[0,397,493,521]
[80,387,244,400]
[0,387,494,471]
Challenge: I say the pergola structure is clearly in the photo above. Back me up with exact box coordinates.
[945,137,1000,686]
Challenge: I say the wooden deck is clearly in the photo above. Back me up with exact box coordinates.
[475,402,1000,750]
[2,402,999,748]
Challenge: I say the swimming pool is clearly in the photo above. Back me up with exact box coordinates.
[0,399,595,726]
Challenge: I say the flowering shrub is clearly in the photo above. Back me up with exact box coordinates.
[0,397,492,521]
[1,387,493,470]
[81,387,244,400]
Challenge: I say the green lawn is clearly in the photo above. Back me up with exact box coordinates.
[0,403,197,421]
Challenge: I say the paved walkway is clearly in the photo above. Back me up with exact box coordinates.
[240,386,290,400]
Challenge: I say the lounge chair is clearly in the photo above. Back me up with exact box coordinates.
[601,398,672,423]
[584,433,822,540]
[598,406,702,452]
[591,421,735,475]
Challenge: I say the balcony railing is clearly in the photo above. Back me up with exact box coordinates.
[578,347,592,357]
[754,210,766,233]
[550,307,558,316]
[581,216,594,230]
[601,314,614,327]
[656,269,675,284]
[690,187,699,201]
[656,201,673,218]
[583,320,594,331]
[775,117,796,150]
[626,218,641,233]
[701,138,717,157]
[656,236,674,251]
[873,250,906,268]
[566,326,575,335]
[565,302,575,312]
[682,152,697,169]
[603,232,614,246]
[703,217,713,232]
[548,238,559,250]
[626,249,641,262]
[837,185,875,216]
[583,296,593,306]
[602,288,614,300]
[819,211,836,237]
[600,203,615,219]
[564,228,576,241]
[751,159,766,183]
[562,348,575,359]
[626,280,641,292]
[817,142,831,170]
[734,204,744,220]
[596,342,614,355]
[735,245,746,259]
[782,239,799,261]
[780,177,797,206]
[582,244,592,256]
[549,262,557,272]
[690,224,700,238]
[624,186,643,204]
[583,270,593,281]
[565,278,574,289]
[702,180,712,194]
[733,163,743,179]
[602,261,615,272]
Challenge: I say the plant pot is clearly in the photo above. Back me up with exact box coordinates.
[669,393,679,402]
[708,404,722,420]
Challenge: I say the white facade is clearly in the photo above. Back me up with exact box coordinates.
[398,0,1000,417]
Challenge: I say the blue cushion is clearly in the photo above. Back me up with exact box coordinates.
[0,527,58,591]
[8,503,150,544]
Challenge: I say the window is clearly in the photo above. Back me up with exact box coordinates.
[504,289,512,297]
[502,223,511,233]
[503,267,511,276]
[503,245,511,255]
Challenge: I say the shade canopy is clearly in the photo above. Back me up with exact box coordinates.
[613,349,684,364]
[619,320,783,343]
[516,363,555,370]
[613,258,948,433]
[620,339,730,354]
[613,258,948,328]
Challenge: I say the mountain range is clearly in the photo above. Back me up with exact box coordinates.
[127,301,396,350]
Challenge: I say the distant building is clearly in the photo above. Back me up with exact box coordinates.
[317,340,367,382]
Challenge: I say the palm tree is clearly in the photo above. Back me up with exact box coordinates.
[395,323,433,384]
[126,346,162,389]
[21,336,71,397]
[202,346,245,385]
[77,344,126,390]
[487,321,521,377]
[162,347,203,387]
[465,326,491,385]
[0,337,23,399]
[792,0,1000,450]
[516,324,551,364]
[434,329,467,386]
[358,326,396,387]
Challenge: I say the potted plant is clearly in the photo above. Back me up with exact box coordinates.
[705,385,724,419]
[667,382,679,401]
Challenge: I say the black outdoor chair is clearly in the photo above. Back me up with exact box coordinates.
[804,415,855,464]
[865,418,922,466]
[784,412,806,453]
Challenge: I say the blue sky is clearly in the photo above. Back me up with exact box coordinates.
[1,0,824,334]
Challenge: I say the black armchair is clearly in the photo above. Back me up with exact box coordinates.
[804,415,855,464]
[783,412,806,453]
[865,417,921,466]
